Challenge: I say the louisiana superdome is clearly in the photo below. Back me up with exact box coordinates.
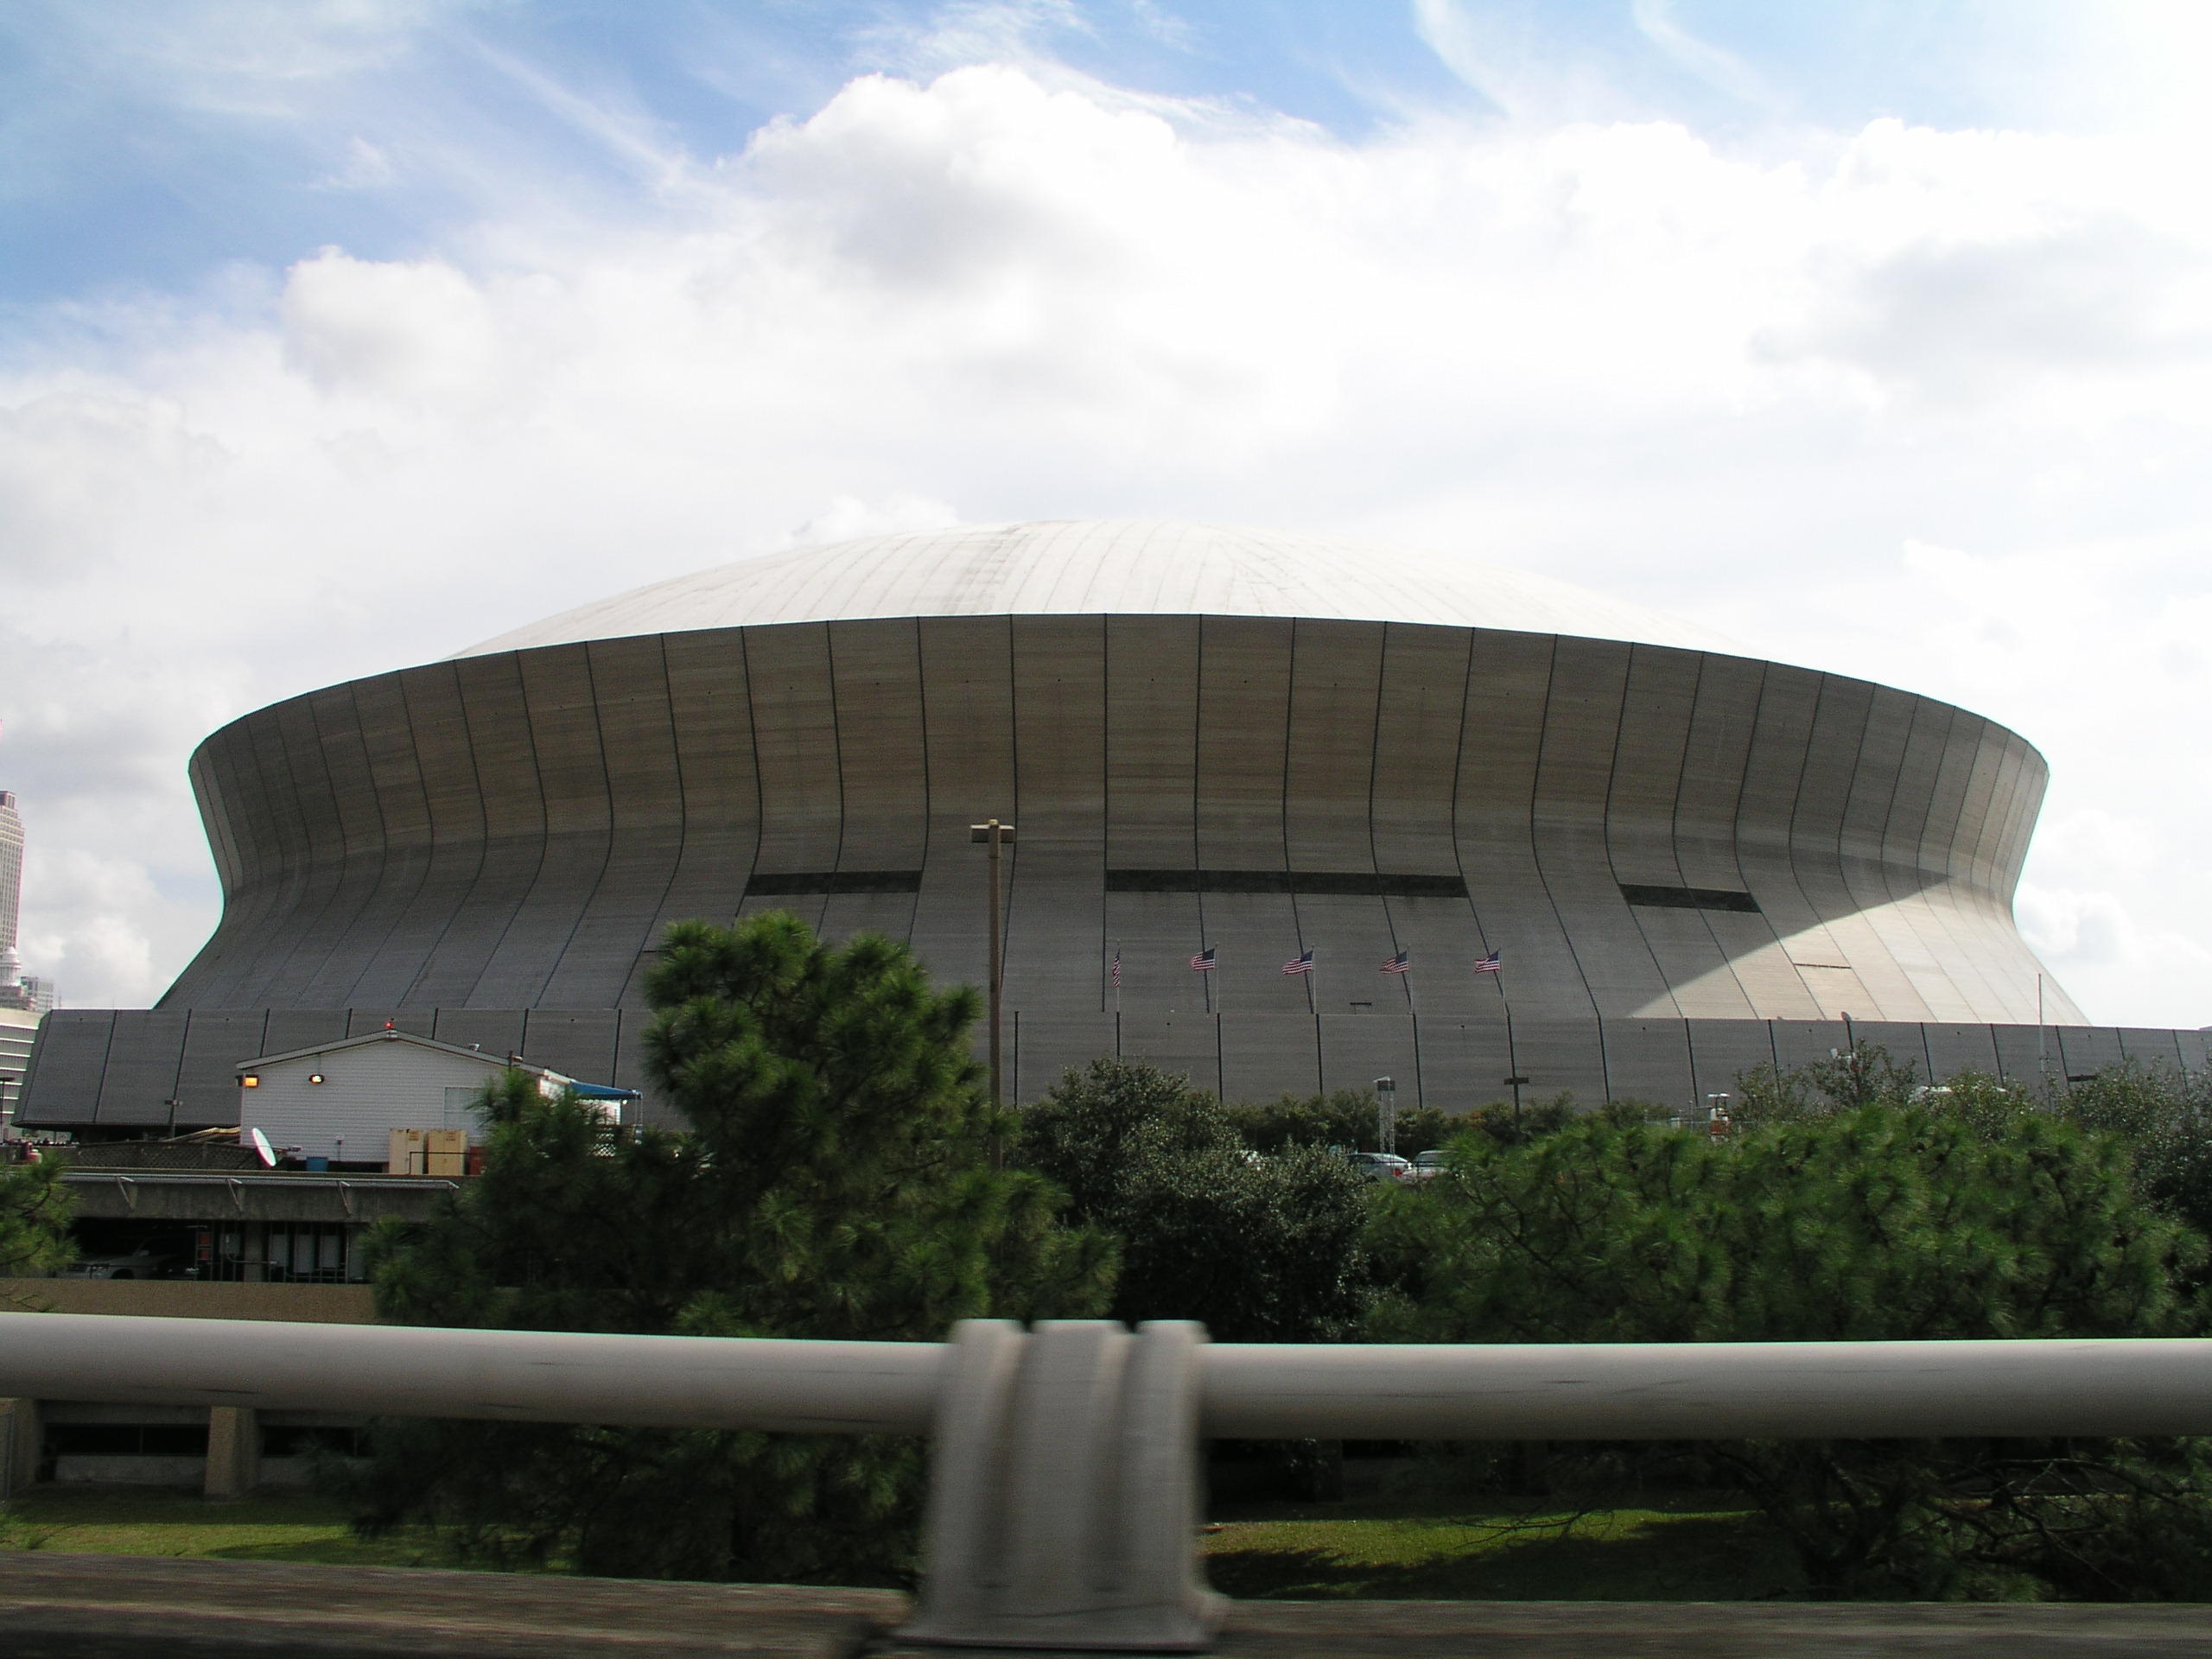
[30,519,2190,1134]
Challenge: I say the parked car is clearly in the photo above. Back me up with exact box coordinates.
[1409,1149,1451,1179]
[1344,1151,1415,1184]
[58,1249,175,1281]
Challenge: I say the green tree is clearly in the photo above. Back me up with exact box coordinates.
[359,913,1111,1582]
[1223,1088,1469,1158]
[1732,1039,1926,1124]
[1021,1058,1371,1342]
[1367,1106,2209,1596]
[1740,1046,2212,1261]
[0,1154,73,1293]
[1459,1095,1584,1146]
[2059,1063,2212,1250]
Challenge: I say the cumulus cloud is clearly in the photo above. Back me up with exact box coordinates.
[5,38,2212,1028]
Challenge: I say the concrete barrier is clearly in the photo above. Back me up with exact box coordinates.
[0,1279,378,1323]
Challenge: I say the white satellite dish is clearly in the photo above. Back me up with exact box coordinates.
[248,1127,276,1167]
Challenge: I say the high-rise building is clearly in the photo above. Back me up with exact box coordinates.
[0,785,51,1016]
[0,1007,35,1140]
[0,790,22,988]
[0,787,41,1134]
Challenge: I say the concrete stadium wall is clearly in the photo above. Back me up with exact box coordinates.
[161,615,2075,1034]
[22,1006,2207,1129]
[20,613,2114,1130]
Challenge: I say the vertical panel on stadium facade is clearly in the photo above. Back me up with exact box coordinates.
[1685,1020,1778,1103]
[1920,1022,2003,1081]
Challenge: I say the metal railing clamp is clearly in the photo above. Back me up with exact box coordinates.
[900,1319,1222,1652]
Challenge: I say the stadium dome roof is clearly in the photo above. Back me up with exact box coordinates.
[455,519,1744,658]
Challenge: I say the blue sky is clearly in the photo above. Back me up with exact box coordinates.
[5,1,2212,1028]
[0,1,2129,308]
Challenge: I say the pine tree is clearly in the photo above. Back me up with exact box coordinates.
[1222,1087,1466,1158]
[0,1154,73,1294]
[1365,1104,2210,1596]
[1021,1058,1371,1343]
[359,913,1111,1582]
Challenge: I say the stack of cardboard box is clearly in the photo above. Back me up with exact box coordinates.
[386,1128,467,1177]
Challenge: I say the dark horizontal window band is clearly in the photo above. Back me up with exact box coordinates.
[1107,870,1468,899]
[1620,883,1762,914]
[746,871,922,896]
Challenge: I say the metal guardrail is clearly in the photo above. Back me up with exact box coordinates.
[5,1313,2212,1651]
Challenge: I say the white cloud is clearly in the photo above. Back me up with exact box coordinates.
[10,0,467,118]
[1629,0,1783,112]
[280,247,499,402]
[6,52,2212,1028]
[315,136,397,191]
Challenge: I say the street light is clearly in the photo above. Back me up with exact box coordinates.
[1375,1077,1396,1156]
[969,820,1016,1114]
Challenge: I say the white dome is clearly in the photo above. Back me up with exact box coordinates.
[455,519,1744,658]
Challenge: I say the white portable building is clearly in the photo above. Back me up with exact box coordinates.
[234,1027,633,1166]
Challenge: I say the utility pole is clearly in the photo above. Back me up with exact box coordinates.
[2037,973,2047,1077]
[969,820,1015,1113]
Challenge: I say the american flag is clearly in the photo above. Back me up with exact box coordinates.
[1190,947,1217,972]
[1110,950,1121,988]
[1472,949,1503,975]
[1282,949,1314,976]
[1381,950,1410,975]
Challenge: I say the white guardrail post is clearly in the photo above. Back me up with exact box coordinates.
[902,1319,1221,1651]
[8,1313,2212,1651]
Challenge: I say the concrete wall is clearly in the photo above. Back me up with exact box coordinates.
[22,1005,639,1133]
[0,1279,378,1322]
[27,1008,2209,1128]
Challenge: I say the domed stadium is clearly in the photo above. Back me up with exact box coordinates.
[27,519,2201,1135]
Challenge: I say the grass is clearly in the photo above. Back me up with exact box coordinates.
[0,1488,442,1567]
[1203,1491,1808,1601]
[3,1484,1808,1599]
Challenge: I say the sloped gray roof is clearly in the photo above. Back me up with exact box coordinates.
[455,520,1743,658]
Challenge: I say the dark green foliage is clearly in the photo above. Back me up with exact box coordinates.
[1223,1088,1464,1158]
[1459,1095,1581,1146]
[0,1154,73,1288]
[1223,1087,1656,1156]
[2061,1065,2212,1252]
[1368,1105,2195,1344]
[1740,1044,2212,1258]
[359,913,1111,1583]
[1735,1040,1961,1125]
[1020,1058,1371,1342]
[1366,1104,2209,1597]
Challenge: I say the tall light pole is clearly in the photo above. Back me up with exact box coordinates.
[1375,1076,1397,1156]
[1502,1074,1529,1120]
[969,820,1015,1113]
